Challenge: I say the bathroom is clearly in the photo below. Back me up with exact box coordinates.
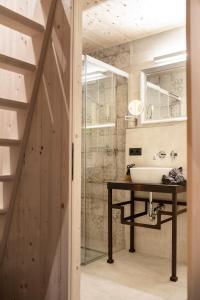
[81,1,187,299]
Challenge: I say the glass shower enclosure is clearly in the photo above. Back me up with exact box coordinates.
[81,55,128,264]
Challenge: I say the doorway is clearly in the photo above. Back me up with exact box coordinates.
[80,0,188,299]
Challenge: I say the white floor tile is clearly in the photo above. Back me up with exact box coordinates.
[81,250,187,300]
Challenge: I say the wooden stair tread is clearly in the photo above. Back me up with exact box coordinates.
[0,209,8,216]
[0,98,28,110]
[0,4,45,36]
[0,53,36,74]
[0,217,4,241]
[0,175,15,182]
[0,138,21,146]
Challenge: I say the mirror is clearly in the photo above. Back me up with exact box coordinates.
[141,62,187,124]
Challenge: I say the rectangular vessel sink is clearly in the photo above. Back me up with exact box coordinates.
[130,167,172,184]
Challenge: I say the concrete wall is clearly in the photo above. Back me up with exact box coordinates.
[81,73,128,257]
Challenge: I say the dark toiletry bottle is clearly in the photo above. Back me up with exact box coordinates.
[125,164,135,181]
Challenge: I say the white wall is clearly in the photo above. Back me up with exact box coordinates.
[128,27,186,101]
[126,123,187,262]
[126,27,187,263]
[126,122,187,171]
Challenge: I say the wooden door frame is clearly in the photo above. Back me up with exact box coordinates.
[187,0,200,299]
[69,0,200,299]
[69,0,82,300]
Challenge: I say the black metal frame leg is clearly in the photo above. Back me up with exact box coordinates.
[129,190,135,253]
[170,192,178,282]
[107,188,114,264]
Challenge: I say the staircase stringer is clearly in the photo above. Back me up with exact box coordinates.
[0,0,58,264]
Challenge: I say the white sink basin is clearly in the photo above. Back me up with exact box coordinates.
[130,167,172,184]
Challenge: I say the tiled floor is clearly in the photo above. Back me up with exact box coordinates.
[81,250,187,300]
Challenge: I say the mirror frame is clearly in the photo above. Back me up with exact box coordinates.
[140,61,187,125]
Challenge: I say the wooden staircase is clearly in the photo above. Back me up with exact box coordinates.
[0,0,58,262]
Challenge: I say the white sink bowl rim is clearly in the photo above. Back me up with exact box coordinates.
[130,167,172,184]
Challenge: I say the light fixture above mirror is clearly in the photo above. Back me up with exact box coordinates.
[154,50,187,64]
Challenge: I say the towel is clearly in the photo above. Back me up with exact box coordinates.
[162,167,186,186]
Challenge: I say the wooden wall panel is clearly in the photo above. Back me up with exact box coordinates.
[187,0,200,299]
[0,0,76,299]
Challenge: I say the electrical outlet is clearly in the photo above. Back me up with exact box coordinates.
[129,148,142,156]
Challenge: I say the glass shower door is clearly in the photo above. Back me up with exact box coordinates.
[81,55,117,264]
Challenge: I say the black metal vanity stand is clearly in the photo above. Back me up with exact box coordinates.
[107,181,187,282]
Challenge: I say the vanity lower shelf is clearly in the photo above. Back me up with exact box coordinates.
[112,197,186,230]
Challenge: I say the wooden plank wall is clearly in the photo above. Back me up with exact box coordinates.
[0,0,75,299]
[187,0,200,299]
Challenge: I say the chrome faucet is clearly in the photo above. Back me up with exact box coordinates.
[170,151,178,160]
[153,151,167,160]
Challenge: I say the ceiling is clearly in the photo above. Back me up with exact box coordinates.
[82,0,186,53]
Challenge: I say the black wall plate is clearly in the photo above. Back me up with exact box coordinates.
[129,148,142,156]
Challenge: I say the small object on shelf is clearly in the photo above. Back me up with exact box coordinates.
[162,167,186,186]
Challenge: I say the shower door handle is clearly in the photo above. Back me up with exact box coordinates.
[72,142,74,181]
